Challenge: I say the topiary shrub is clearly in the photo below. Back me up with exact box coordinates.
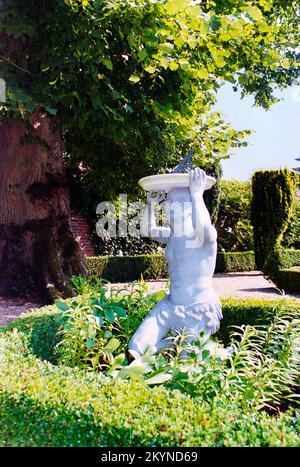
[251,169,298,274]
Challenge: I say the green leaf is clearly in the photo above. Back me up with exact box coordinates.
[103,337,121,352]
[102,58,113,71]
[196,68,209,80]
[49,76,59,86]
[213,54,226,68]
[104,330,113,339]
[169,61,179,71]
[247,6,263,21]
[145,372,172,385]
[124,103,133,113]
[94,312,103,328]
[86,338,96,350]
[113,353,126,367]
[281,59,290,69]
[55,300,70,312]
[144,65,156,74]
[150,290,166,302]
[45,106,57,116]
[105,307,115,323]
[123,365,145,380]
[113,306,127,318]
[202,349,211,359]
[164,0,189,15]
[138,50,148,61]
[128,75,140,83]
[91,354,100,369]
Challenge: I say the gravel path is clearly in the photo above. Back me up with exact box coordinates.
[0,271,299,327]
[0,298,45,327]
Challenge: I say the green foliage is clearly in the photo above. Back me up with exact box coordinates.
[283,199,300,249]
[215,251,256,274]
[203,163,222,225]
[217,179,254,252]
[251,169,298,272]
[53,280,160,370]
[167,305,300,410]
[274,267,300,293]
[1,0,299,199]
[1,294,300,446]
[87,254,169,281]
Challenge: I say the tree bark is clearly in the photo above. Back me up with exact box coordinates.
[0,109,87,300]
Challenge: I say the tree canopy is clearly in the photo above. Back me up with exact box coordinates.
[1,0,299,198]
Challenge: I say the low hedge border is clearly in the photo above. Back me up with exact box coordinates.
[4,297,298,362]
[1,297,300,447]
[263,248,300,293]
[86,251,256,282]
[276,267,300,293]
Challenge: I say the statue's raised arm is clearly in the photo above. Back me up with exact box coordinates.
[189,168,217,245]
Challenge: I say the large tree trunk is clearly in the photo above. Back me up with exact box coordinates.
[0,109,87,300]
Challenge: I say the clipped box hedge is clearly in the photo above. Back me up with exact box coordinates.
[263,248,300,293]
[86,249,300,283]
[276,248,300,269]
[1,297,300,447]
[87,254,168,282]
[276,267,300,293]
[215,251,255,273]
[86,251,256,282]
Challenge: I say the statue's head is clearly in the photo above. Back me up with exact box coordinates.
[166,188,192,234]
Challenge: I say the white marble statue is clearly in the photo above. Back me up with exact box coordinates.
[128,168,222,355]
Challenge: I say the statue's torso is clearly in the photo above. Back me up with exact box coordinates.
[165,235,218,306]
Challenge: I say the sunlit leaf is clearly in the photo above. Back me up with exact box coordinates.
[128,75,140,83]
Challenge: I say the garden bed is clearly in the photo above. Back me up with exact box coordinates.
[1,291,300,447]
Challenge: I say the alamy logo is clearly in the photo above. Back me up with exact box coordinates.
[0,78,6,102]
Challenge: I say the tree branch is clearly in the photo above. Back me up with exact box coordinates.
[0,54,33,75]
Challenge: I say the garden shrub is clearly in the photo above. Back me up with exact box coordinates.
[215,251,255,273]
[251,169,298,272]
[262,248,300,294]
[275,267,300,293]
[87,255,168,281]
[1,333,300,447]
[276,247,300,269]
[283,199,300,249]
[1,294,300,447]
[217,180,254,252]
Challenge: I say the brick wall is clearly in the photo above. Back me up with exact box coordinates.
[70,212,95,257]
